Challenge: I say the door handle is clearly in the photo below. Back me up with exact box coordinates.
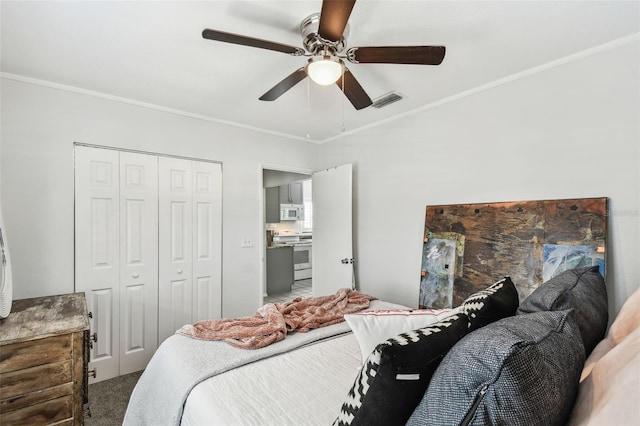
[341,258,354,264]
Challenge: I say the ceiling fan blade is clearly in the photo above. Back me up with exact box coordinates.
[259,68,308,101]
[202,29,305,55]
[318,0,356,42]
[346,46,446,65]
[336,68,372,110]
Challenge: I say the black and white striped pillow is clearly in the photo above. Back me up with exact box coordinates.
[333,313,469,426]
[462,276,519,331]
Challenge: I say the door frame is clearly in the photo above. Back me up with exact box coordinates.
[259,163,313,307]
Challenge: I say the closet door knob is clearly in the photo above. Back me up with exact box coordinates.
[177,269,183,274]
[132,273,140,279]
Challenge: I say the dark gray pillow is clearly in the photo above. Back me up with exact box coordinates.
[334,313,469,426]
[462,276,519,331]
[517,265,607,356]
[407,309,584,426]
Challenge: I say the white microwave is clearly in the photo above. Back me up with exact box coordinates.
[280,204,304,221]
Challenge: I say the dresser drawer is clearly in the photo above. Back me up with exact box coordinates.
[0,334,72,374]
[0,394,73,425]
[0,383,73,414]
[0,360,73,401]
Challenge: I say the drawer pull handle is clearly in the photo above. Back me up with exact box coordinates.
[177,269,183,274]
[133,273,140,279]
[89,368,97,379]
[89,333,98,349]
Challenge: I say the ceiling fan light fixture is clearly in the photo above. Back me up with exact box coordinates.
[306,56,344,86]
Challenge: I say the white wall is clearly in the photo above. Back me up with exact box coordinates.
[2,38,638,322]
[319,40,640,317]
[0,78,319,318]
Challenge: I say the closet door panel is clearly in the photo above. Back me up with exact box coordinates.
[74,146,120,382]
[119,152,158,375]
[158,157,193,343]
[167,278,193,333]
[192,162,222,322]
[90,288,115,361]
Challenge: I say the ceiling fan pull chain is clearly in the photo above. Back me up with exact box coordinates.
[341,72,345,131]
[306,78,311,139]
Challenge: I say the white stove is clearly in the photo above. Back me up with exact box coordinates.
[272,234,312,280]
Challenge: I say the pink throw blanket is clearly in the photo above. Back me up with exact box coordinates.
[176,288,376,349]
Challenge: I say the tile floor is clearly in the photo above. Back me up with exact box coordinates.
[264,278,312,304]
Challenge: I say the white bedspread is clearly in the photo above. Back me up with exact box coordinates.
[125,300,406,426]
[182,332,361,425]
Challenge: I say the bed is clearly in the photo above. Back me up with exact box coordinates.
[124,270,640,426]
[123,197,640,425]
[123,296,410,426]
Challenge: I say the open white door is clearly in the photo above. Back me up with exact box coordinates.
[312,164,353,296]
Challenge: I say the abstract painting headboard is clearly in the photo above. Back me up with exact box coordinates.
[419,197,607,309]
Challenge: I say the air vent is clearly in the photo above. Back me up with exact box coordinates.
[371,92,404,109]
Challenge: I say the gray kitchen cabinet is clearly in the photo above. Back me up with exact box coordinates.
[265,186,280,224]
[279,182,304,204]
[266,246,294,295]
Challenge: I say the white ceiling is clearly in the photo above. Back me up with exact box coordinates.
[2,1,639,142]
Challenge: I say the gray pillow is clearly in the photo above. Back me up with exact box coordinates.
[517,265,607,356]
[407,309,585,426]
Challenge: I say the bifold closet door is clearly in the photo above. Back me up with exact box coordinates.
[158,157,193,343]
[191,161,222,323]
[118,152,159,375]
[75,146,121,381]
[158,158,222,343]
[75,147,159,382]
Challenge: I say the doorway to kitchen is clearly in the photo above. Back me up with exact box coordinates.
[261,163,354,306]
[262,168,313,305]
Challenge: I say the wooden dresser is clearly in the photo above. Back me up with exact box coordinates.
[0,293,90,425]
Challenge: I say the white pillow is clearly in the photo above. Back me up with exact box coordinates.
[345,307,462,361]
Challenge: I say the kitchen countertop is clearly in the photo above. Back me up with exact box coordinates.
[269,232,312,249]
[267,244,292,249]
[268,243,312,249]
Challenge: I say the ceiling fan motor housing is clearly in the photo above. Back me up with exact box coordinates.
[300,13,349,55]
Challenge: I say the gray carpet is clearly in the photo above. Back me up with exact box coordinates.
[85,370,143,426]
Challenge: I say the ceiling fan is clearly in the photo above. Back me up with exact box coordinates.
[202,0,445,110]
